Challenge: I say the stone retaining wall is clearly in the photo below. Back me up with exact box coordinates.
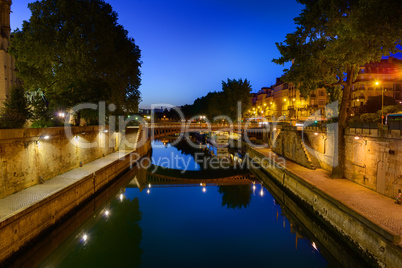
[271,129,314,169]
[345,128,402,199]
[0,126,123,199]
[0,139,151,263]
[278,127,402,199]
[247,146,402,268]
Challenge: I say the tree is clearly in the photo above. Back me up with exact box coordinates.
[10,0,142,123]
[273,0,402,177]
[221,78,252,121]
[0,86,31,129]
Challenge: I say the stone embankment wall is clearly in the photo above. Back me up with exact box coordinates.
[344,128,402,199]
[274,126,402,199]
[247,146,402,268]
[0,126,122,199]
[303,126,335,172]
[271,127,317,170]
[0,128,150,263]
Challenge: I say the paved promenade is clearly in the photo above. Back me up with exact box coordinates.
[0,150,132,223]
[255,147,402,246]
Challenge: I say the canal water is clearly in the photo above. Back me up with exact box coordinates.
[7,139,370,268]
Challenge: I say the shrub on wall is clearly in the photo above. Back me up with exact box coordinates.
[360,113,379,123]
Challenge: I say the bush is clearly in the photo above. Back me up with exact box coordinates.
[360,113,379,123]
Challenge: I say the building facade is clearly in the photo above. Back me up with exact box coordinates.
[351,57,402,111]
[252,78,329,121]
[0,0,16,107]
[251,58,402,121]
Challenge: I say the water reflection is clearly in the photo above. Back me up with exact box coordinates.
[39,193,143,268]
[5,138,371,268]
[218,185,252,209]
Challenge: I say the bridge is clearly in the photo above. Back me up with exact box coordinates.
[129,123,266,145]
[127,161,255,190]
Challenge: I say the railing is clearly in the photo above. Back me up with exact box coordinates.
[389,122,402,130]
[147,123,262,129]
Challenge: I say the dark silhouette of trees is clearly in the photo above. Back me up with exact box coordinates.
[10,0,142,124]
[273,0,402,177]
[218,185,252,210]
[189,78,251,121]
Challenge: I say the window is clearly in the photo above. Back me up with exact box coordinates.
[318,99,326,106]
[318,90,325,96]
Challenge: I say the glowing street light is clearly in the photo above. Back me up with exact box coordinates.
[82,234,88,242]
[37,134,50,145]
[312,242,318,251]
[260,188,264,197]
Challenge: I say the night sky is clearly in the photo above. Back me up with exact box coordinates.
[10,1,301,108]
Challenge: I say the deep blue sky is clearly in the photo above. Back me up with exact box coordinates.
[11,0,303,108]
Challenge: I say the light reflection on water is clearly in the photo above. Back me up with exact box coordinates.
[39,185,329,268]
[8,139,367,267]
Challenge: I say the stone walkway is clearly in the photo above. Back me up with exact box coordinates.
[255,147,402,245]
[0,151,132,223]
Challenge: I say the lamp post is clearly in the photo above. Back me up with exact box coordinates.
[375,81,383,124]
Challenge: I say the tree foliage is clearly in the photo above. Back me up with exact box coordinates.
[0,86,31,129]
[273,0,402,177]
[10,0,142,121]
[191,78,251,121]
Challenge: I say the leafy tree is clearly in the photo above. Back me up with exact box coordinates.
[380,105,402,116]
[180,104,193,119]
[10,0,142,124]
[0,86,31,129]
[221,78,252,121]
[359,113,379,123]
[191,91,223,119]
[184,79,251,121]
[273,0,402,177]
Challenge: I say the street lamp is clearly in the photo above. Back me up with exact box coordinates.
[37,134,50,145]
[375,81,383,124]
[354,134,367,145]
